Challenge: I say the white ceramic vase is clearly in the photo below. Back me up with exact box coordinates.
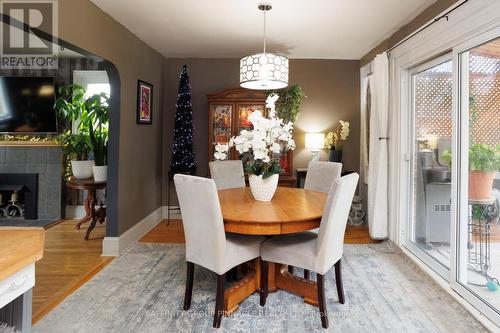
[92,165,107,182]
[248,174,279,201]
[71,160,95,179]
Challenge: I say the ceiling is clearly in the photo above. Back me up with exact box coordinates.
[89,0,436,60]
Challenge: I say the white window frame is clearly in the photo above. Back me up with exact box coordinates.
[449,26,500,327]
[404,53,453,281]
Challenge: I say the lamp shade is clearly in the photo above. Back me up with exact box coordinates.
[240,53,288,90]
[305,133,325,150]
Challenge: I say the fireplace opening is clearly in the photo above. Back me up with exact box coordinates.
[0,174,38,220]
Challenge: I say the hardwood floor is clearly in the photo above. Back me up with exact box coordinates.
[140,219,380,244]
[32,219,113,324]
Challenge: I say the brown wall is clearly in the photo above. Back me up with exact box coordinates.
[360,0,459,65]
[162,58,360,203]
[58,0,164,235]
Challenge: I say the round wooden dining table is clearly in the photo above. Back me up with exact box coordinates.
[218,187,328,315]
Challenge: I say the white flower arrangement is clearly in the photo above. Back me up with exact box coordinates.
[214,94,296,177]
[325,120,350,151]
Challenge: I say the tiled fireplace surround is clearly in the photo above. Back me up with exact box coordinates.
[0,145,62,220]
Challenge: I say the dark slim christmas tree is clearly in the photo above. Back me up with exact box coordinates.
[170,65,197,173]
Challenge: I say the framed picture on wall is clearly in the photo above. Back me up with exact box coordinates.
[137,80,153,124]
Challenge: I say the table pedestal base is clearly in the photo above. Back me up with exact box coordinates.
[223,259,318,315]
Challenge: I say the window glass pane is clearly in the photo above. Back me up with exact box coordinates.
[458,37,500,312]
[411,59,453,269]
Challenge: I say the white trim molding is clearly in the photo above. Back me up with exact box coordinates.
[102,206,181,256]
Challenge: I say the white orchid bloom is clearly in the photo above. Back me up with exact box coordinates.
[214,151,227,160]
[253,148,268,160]
[271,142,281,154]
[215,143,228,153]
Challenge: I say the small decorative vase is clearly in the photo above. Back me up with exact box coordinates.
[469,171,495,200]
[328,149,342,162]
[248,174,279,201]
[92,165,108,182]
[71,160,95,179]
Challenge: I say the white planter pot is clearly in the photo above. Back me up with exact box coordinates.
[71,160,95,179]
[92,165,107,182]
[248,174,279,201]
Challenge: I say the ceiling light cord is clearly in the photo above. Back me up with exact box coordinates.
[263,8,267,55]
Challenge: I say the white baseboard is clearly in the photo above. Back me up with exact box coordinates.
[102,206,181,257]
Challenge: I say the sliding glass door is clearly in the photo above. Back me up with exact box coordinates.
[405,29,500,325]
[454,35,500,324]
[408,55,453,277]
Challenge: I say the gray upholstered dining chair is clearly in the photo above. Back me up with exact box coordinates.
[174,174,265,328]
[259,173,359,329]
[301,160,342,279]
[304,161,342,193]
[209,160,246,190]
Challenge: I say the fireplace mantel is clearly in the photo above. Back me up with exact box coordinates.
[0,141,59,147]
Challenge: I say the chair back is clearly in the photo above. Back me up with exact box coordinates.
[209,160,246,190]
[304,161,342,193]
[315,173,359,274]
[174,174,226,272]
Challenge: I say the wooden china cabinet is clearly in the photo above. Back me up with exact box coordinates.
[207,88,295,187]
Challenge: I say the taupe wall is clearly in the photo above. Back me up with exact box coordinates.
[360,0,459,65]
[58,0,164,235]
[162,59,359,204]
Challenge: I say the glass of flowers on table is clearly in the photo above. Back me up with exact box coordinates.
[214,94,296,201]
[324,120,350,163]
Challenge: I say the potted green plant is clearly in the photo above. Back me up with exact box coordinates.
[267,84,305,124]
[468,143,499,200]
[324,120,350,162]
[55,84,109,181]
[86,94,109,182]
[55,130,93,179]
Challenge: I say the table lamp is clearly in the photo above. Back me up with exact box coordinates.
[305,133,325,162]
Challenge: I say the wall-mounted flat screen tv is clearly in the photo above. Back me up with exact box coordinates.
[0,77,57,133]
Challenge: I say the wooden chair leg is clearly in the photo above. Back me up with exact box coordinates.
[317,273,329,329]
[213,273,226,328]
[183,262,194,310]
[260,260,269,306]
[304,269,310,280]
[334,259,345,304]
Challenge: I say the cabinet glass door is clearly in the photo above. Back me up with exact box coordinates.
[210,104,232,160]
[236,104,264,134]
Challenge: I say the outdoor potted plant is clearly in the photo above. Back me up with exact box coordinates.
[468,143,499,200]
[324,120,350,162]
[441,144,499,200]
[214,94,296,201]
[56,130,93,179]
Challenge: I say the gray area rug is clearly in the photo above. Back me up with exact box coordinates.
[34,242,486,333]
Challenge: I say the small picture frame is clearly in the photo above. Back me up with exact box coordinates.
[137,80,153,124]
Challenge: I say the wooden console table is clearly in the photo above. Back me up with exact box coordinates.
[66,178,106,240]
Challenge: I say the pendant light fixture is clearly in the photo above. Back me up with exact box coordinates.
[240,3,288,90]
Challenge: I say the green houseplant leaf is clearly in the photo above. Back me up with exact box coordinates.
[268,84,305,124]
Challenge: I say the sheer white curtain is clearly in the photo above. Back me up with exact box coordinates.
[367,52,389,239]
